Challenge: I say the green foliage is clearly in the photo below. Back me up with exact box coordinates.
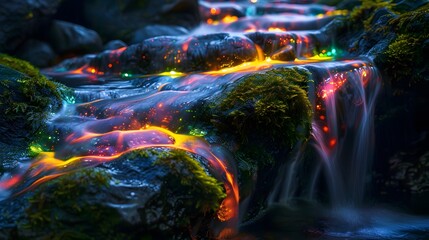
[0,54,63,141]
[24,169,125,240]
[216,67,313,150]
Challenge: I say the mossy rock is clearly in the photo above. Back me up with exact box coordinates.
[138,149,226,239]
[214,67,313,152]
[22,168,126,240]
[0,54,63,145]
[381,3,429,85]
[349,0,395,29]
[21,148,227,239]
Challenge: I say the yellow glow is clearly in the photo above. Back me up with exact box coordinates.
[268,27,287,32]
[158,71,185,78]
[221,15,238,24]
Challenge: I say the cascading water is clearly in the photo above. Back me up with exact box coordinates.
[268,60,381,207]
[311,62,381,207]
[1,0,429,239]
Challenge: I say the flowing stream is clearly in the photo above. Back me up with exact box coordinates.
[1,0,429,239]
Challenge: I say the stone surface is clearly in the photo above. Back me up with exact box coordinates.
[15,39,56,68]
[103,40,128,51]
[49,20,103,54]
[0,0,61,53]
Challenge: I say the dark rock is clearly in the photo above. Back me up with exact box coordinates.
[82,0,201,42]
[119,33,257,74]
[15,39,56,68]
[131,25,188,44]
[49,20,103,54]
[47,33,257,77]
[270,45,296,61]
[103,40,127,51]
[0,0,61,53]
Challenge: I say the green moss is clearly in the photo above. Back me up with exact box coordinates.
[382,4,429,85]
[350,0,394,29]
[384,34,427,84]
[153,149,226,214]
[216,67,313,151]
[24,169,125,240]
[0,54,63,142]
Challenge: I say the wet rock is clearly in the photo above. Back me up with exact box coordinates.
[0,0,61,53]
[118,33,257,74]
[103,40,127,51]
[48,33,257,77]
[245,31,323,58]
[225,15,336,32]
[49,20,103,54]
[17,149,226,239]
[0,55,63,145]
[131,25,189,44]
[15,39,56,68]
[270,45,296,61]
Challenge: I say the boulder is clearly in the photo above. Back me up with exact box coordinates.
[0,0,61,53]
[49,20,103,54]
[15,39,57,68]
[15,149,226,239]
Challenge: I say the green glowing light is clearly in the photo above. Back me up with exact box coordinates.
[332,48,337,54]
[29,144,43,156]
[189,128,207,137]
[122,73,132,78]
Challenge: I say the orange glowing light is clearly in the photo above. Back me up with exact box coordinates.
[210,8,218,15]
[108,63,113,68]
[320,115,326,120]
[319,73,347,99]
[329,139,337,147]
[207,18,214,24]
[323,126,329,133]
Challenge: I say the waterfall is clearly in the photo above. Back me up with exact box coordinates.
[270,60,381,208]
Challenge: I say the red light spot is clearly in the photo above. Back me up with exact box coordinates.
[329,139,337,147]
[323,126,329,133]
[320,115,325,120]
[108,63,113,68]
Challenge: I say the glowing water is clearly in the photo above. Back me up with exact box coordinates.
[312,63,381,207]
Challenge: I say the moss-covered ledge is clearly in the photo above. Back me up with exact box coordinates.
[203,67,313,219]
[0,54,64,145]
